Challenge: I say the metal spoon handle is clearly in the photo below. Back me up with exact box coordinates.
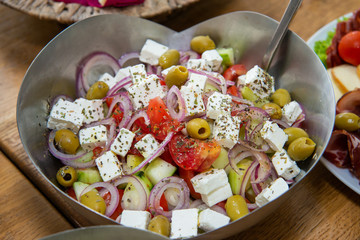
[262,0,303,71]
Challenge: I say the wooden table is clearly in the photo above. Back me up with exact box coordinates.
[0,0,359,239]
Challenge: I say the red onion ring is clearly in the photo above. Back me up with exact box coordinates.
[292,104,306,128]
[105,92,133,129]
[80,182,120,217]
[247,203,258,210]
[210,205,228,216]
[231,95,254,106]
[48,130,96,168]
[149,176,190,218]
[76,52,120,98]
[130,132,174,175]
[189,199,204,208]
[113,175,148,211]
[166,85,186,122]
[229,150,254,176]
[237,139,270,152]
[125,110,150,130]
[239,159,259,197]
[179,51,200,65]
[271,119,291,129]
[118,52,140,67]
[106,76,132,97]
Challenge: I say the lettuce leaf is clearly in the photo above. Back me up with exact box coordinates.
[314,30,335,68]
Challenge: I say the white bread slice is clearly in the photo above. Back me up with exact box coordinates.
[331,64,360,94]
[327,69,344,101]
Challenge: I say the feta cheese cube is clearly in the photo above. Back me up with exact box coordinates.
[198,208,230,232]
[240,65,274,99]
[117,66,131,78]
[134,134,164,159]
[213,114,241,149]
[255,177,289,207]
[282,101,303,125]
[79,125,107,152]
[127,74,166,110]
[191,169,229,195]
[139,39,168,65]
[161,65,176,78]
[180,85,205,117]
[47,98,84,133]
[74,98,104,125]
[120,210,151,230]
[129,64,147,85]
[186,59,212,72]
[186,73,207,90]
[95,151,123,182]
[201,49,223,71]
[260,121,288,152]
[170,208,198,239]
[206,92,232,119]
[201,183,233,207]
[110,128,135,157]
[272,149,300,180]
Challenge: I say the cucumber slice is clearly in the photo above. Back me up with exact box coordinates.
[127,154,145,171]
[76,167,102,184]
[217,48,234,67]
[212,147,229,169]
[73,181,90,200]
[204,83,220,92]
[228,158,253,195]
[122,175,151,210]
[135,171,153,190]
[144,157,177,185]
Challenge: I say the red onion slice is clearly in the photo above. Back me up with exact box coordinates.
[188,69,227,94]
[118,52,140,67]
[247,203,258,210]
[210,205,227,216]
[106,76,132,97]
[239,159,259,197]
[76,52,120,98]
[105,92,133,129]
[113,175,148,211]
[130,132,174,175]
[80,182,120,217]
[229,150,254,176]
[166,85,186,122]
[149,176,190,218]
[125,110,150,130]
[48,130,96,168]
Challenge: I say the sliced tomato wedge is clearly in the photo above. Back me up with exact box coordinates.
[223,64,247,82]
[169,134,221,172]
[178,168,201,199]
[66,187,77,200]
[92,146,103,159]
[147,97,182,140]
[227,85,239,97]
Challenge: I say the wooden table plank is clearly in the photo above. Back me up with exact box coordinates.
[0,0,360,239]
[0,151,72,239]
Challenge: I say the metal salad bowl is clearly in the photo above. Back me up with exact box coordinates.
[17,11,335,240]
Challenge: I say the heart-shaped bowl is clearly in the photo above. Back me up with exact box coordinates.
[17,11,335,239]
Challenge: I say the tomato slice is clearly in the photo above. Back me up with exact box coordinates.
[227,85,239,97]
[169,134,221,172]
[160,194,169,211]
[103,188,124,220]
[223,64,247,81]
[147,97,182,140]
[112,106,124,125]
[178,168,201,199]
[338,31,360,66]
[92,146,103,159]
[66,187,77,200]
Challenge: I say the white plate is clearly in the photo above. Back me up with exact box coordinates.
[307,12,360,195]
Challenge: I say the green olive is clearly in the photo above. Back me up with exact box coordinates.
[54,129,80,154]
[159,49,180,69]
[165,65,188,88]
[186,118,211,139]
[284,127,309,146]
[147,215,170,237]
[335,112,360,132]
[190,35,216,54]
[271,89,291,107]
[80,189,106,215]
[86,81,109,100]
[56,166,77,187]
[225,195,249,221]
[287,137,316,161]
[262,102,282,119]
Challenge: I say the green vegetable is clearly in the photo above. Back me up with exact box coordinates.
[144,158,177,185]
[76,167,102,184]
[314,30,335,68]
[217,48,235,68]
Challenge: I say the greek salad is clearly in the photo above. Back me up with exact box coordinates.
[48,35,315,238]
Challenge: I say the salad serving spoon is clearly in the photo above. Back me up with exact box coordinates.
[262,0,303,71]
